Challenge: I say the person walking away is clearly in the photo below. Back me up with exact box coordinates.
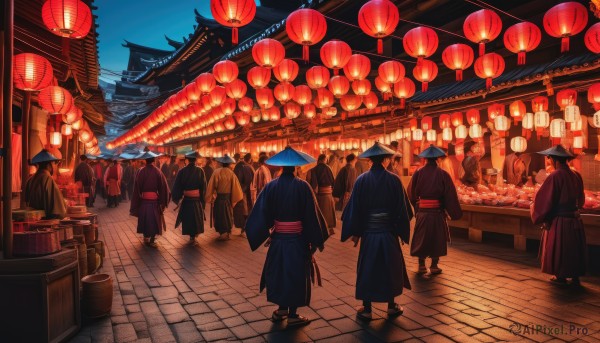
[205,155,243,241]
[74,154,95,207]
[531,145,587,286]
[246,146,329,327]
[308,154,337,235]
[251,155,272,203]
[94,159,107,204]
[24,149,67,219]
[168,156,179,191]
[408,145,462,274]
[122,160,136,201]
[233,153,255,236]
[203,157,214,184]
[104,159,122,208]
[341,142,413,320]
[171,152,207,245]
[130,152,170,247]
[333,153,358,211]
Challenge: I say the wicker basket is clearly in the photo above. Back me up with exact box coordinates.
[81,274,113,318]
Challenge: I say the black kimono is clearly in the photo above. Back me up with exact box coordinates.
[341,164,413,302]
[233,161,255,229]
[172,164,207,236]
[246,171,329,308]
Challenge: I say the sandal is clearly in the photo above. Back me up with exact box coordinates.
[550,277,568,286]
[287,315,310,327]
[416,265,428,275]
[387,303,404,317]
[271,309,288,322]
[356,307,372,320]
[430,267,443,274]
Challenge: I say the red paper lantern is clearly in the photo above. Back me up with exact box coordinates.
[213,60,238,84]
[375,76,392,95]
[42,0,92,39]
[256,88,275,109]
[442,44,474,81]
[274,83,295,103]
[412,59,438,92]
[509,100,526,124]
[392,78,416,109]
[421,116,433,131]
[409,118,418,131]
[283,102,301,119]
[184,82,201,103]
[465,109,480,125]
[352,79,371,96]
[306,66,330,89]
[340,94,362,111]
[209,86,227,107]
[223,116,237,130]
[210,0,256,45]
[320,40,352,75]
[463,9,503,56]
[532,96,549,112]
[252,38,285,68]
[273,59,299,83]
[439,114,451,129]
[328,76,350,98]
[474,53,505,89]
[13,53,54,91]
[585,23,600,54]
[556,89,577,109]
[487,103,505,120]
[225,79,247,100]
[221,98,237,116]
[543,2,588,53]
[286,9,327,61]
[343,54,371,81]
[293,85,313,105]
[503,22,542,65]
[238,97,254,113]
[196,73,216,94]
[451,112,463,127]
[234,111,250,126]
[588,83,600,111]
[247,66,271,89]
[267,106,281,121]
[304,104,317,119]
[403,26,439,64]
[38,86,73,115]
[314,88,334,109]
[358,0,400,54]
[378,61,405,84]
[363,92,379,109]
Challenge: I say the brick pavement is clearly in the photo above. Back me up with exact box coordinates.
[68,202,600,343]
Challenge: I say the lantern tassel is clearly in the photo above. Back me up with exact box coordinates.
[479,42,485,56]
[377,39,383,55]
[422,82,428,93]
[456,69,463,82]
[334,69,339,76]
[518,51,526,65]
[400,98,406,109]
[486,78,492,90]
[561,37,569,53]
[303,45,309,62]
[232,28,239,45]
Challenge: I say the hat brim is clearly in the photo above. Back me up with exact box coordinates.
[537,145,574,158]
[266,147,316,167]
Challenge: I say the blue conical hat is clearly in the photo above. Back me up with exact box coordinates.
[266,146,316,167]
[358,142,396,158]
[215,154,236,164]
[418,144,447,159]
[31,149,60,164]
[136,151,162,160]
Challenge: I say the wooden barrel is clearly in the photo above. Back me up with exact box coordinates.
[83,224,95,245]
[81,274,113,318]
[87,247,96,275]
[78,242,88,279]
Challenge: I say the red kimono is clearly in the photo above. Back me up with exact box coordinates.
[531,164,587,278]
[408,162,462,258]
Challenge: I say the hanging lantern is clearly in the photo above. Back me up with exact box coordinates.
[286,9,327,61]
[543,2,588,53]
[487,103,504,120]
[534,111,550,136]
[564,104,581,123]
[234,111,250,126]
[49,131,62,147]
[588,83,600,111]
[494,115,510,137]
[509,100,526,124]
[328,76,350,98]
[252,38,285,68]
[304,104,317,119]
[378,61,405,84]
[469,124,483,139]
[293,85,313,105]
[572,136,583,154]
[358,0,400,54]
[465,109,480,125]
[571,117,584,137]
[273,59,299,83]
[225,79,247,100]
[403,26,439,64]
[403,128,411,140]
[442,127,453,147]
[340,94,362,111]
[463,9,502,56]
[61,124,72,136]
[283,102,301,119]
[474,53,505,89]
[556,88,577,109]
[184,82,202,103]
[503,22,542,65]
[213,60,238,84]
[200,95,213,111]
[585,23,600,54]
[210,0,256,45]
[306,66,330,89]
[532,96,549,112]
[412,129,423,141]
[223,116,237,130]
[63,106,82,124]
[455,125,468,141]
[38,86,73,115]
[421,116,433,131]
[352,79,371,96]
[375,77,392,98]
[363,92,379,109]
[441,44,474,81]
[510,136,527,153]
[238,97,254,113]
[550,118,566,144]
[591,110,600,129]
[221,98,236,116]
[256,88,275,109]
[320,40,352,75]
[439,114,451,129]
[42,0,92,39]
[71,118,83,131]
[412,59,438,92]
[195,73,216,95]
[343,54,371,81]
[268,106,281,121]
[393,78,416,109]
[79,129,92,143]
[451,112,463,127]
[247,66,271,89]
[314,88,334,109]
[409,118,418,131]
[209,86,227,107]
[13,53,54,91]
[522,112,534,139]
[426,129,437,143]
[251,111,261,123]
[274,83,295,103]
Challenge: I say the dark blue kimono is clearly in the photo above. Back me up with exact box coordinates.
[341,164,413,302]
[171,164,206,236]
[246,171,329,307]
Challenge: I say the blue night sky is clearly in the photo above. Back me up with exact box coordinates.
[95,0,260,83]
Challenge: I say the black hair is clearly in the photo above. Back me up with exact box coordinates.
[80,155,87,161]
[233,153,241,161]
[146,157,155,164]
[282,166,295,173]
[394,155,401,163]
[369,155,391,164]
[390,141,399,148]
[550,156,568,165]
[259,155,268,164]
[243,153,252,163]
[318,154,327,162]
[346,154,356,163]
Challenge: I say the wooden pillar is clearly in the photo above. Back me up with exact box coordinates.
[20,91,30,208]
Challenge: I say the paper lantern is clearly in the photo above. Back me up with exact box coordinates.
[463,9,503,56]
[442,44,474,81]
[63,106,82,124]
[214,120,225,132]
[38,86,73,115]
[256,88,275,109]
[564,105,580,123]
[184,82,202,103]
[403,26,439,64]
[314,88,334,109]
[494,115,510,137]
[213,60,238,84]
[556,89,577,109]
[247,66,271,89]
[571,117,584,137]
[591,110,600,129]
[286,9,327,61]
[195,73,216,95]
[442,127,453,145]
[234,111,250,126]
[378,61,405,85]
[469,124,483,139]
[487,103,504,120]
[273,59,299,83]
[358,0,400,54]
[49,131,62,147]
[474,53,505,89]
[328,76,350,98]
[251,111,261,123]
[412,59,438,92]
[412,129,423,141]
[543,2,588,53]
[522,112,534,139]
[532,96,549,112]
[455,125,468,140]
[304,104,316,119]
[340,94,362,111]
[274,83,295,103]
[225,79,247,100]
[393,78,416,109]
[363,92,379,109]
[509,100,526,124]
[439,114,451,129]
[451,112,463,127]
[221,98,236,116]
[588,83,600,111]
[534,111,550,135]
[13,53,54,91]
[585,23,600,54]
[465,109,480,125]
[320,40,352,75]
[409,118,418,131]
[510,136,527,153]
[503,22,542,65]
[61,124,72,136]
[238,97,253,113]
[426,129,437,143]
[268,106,281,121]
[283,102,301,119]
[306,66,330,89]
[79,129,92,143]
[550,118,566,144]
[201,95,213,111]
[375,77,392,96]
[293,85,313,105]
[209,86,226,107]
[421,116,433,131]
[403,128,411,140]
[572,136,583,154]
[252,38,285,68]
[352,79,371,96]
[42,0,92,39]
[210,0,256,44]
[343,54,371,81]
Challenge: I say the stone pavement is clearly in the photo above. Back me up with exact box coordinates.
[69,202,600,343]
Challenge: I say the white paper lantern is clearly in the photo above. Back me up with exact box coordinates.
[455,125,468,139]
[412,129,423,141]
[426,130,437,142]
[494,115,510,131]
[564,105,580,123]
[442,127,453,142]
[592,110,600,128]
[510,136,527,153]
[573,136,583,153]
[550,118,566,139]
[469,124,483,138]
[403,128,411,140]
[61,124,72,136]
[522,112,534,130]
[534,111,550,130]
[571,117,584,133]
[49,132,62,147]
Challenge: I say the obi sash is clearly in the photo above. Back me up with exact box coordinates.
[419,199,441,209]
[366,212,392,230]
[273,220,303,234]
[183,190,200,198]
[317,186,333,195]
[141,192,159,200]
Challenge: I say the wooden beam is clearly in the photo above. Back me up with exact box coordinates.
[2,0,14,258]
